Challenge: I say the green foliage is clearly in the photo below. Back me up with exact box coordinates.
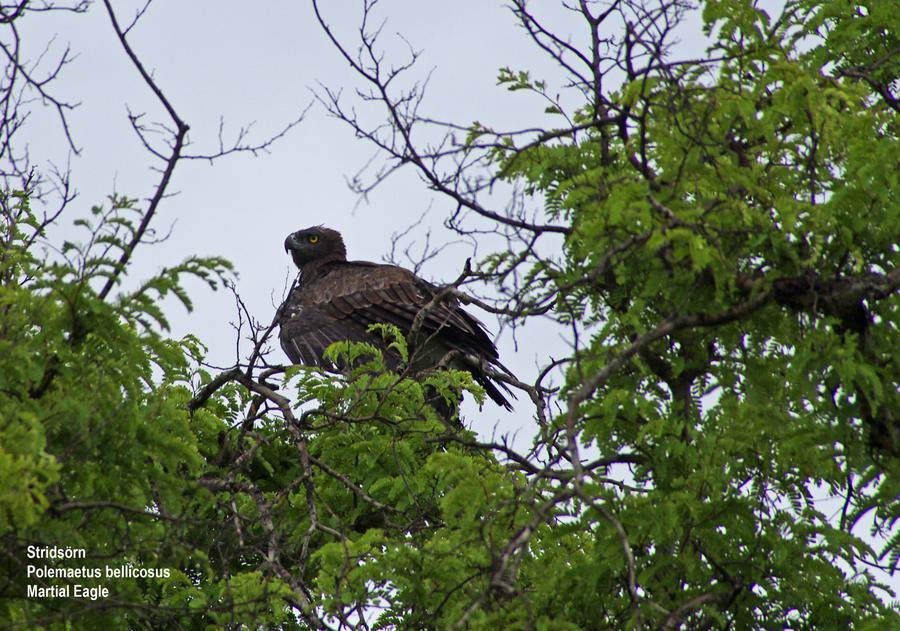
[0,194,293,628]
[481,0,900,627]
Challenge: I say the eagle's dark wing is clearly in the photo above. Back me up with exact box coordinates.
[278,301,373,369]
[278,260,513,409]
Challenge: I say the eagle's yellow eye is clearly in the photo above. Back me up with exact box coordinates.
[308,234,319,244]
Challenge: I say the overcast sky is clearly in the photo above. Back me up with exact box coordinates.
[20,0,602,436]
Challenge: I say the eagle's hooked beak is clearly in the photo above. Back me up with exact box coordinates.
[284,233,298,253]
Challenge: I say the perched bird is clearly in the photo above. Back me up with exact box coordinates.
[278,226,514,411]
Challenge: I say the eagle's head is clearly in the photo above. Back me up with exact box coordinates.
[284,226,347,268]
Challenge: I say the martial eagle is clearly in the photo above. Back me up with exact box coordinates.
[278,226,514,411]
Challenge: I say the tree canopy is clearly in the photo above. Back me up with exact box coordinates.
[1,1,898,629]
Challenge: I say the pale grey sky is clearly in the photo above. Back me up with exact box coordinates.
[22,0,590,434]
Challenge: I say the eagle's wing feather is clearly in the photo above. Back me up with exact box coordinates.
[278,260,513,408]
[279,303,374,369]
